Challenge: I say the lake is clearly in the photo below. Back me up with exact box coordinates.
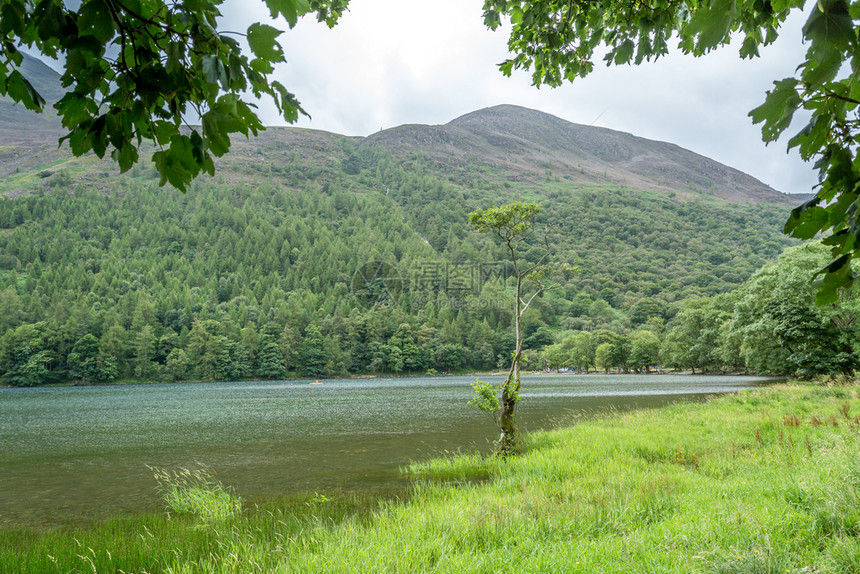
[0,374,775,528]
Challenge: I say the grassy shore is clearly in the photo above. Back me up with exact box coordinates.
[5,383,860,573]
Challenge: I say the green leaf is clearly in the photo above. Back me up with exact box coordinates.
[5,44,23,68]
[0,2,26,36]
[814,254,854,304]
[152,135,202,192]
[112,142,139,173]
[247,23,285,62]
[150,120,180,147]
[226,52,248,91]
[687,0,736,52]
[469,378,501,417]
[105,110,127,151]
[787,205,829,239]
[188,129,213,175]
[62,121,95,156]
[55,92,96,128]
[771,0,806,11]
[166,42,186,76]
[613,39,635,65]
[201,55,227,87]
[827,192,859,228]
[88,115,108,157]
[264,0,311,27]
[235,99,264,136]
[77,0,115,44]
[788,114,830,160]
[484,8,501,29]
[33,0,68,40]
[250,57,275,75]
[822,147,855,197]
[63,34,104,58]
[739,35,760,59]
[270,80,304,121]
[803,0,854,64]
[202,101,246,156]
[784,197,821,235]
[749,78,801,142]
[798,52,842,87]
[6,70,46,111]
[510,7,523,25]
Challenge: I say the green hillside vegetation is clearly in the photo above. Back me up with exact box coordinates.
[661,242,860,376]
[0,128,807,385]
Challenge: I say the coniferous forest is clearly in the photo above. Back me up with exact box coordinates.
[4,111,851,387]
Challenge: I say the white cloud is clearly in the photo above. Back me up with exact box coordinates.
[222,0,817,194]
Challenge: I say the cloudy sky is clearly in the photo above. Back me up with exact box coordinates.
[228,1,815,194]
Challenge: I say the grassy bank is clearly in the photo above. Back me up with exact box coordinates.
[5,383,860,573]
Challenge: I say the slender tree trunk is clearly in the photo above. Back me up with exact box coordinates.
[498,272,523,454]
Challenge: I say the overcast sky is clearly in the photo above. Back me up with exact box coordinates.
[224,1,815,195]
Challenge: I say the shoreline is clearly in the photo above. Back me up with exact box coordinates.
[0,368,765,390]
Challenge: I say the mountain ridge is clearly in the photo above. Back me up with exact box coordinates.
[363,104,790,204]
[0,57,793,205]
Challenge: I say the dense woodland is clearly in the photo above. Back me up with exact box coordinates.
[0,132,851,386]
[545,242,860,377]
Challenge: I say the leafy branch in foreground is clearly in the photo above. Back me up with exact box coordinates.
[482,0,860,303]
[0,0,347,191]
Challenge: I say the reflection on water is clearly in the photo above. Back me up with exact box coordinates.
[0,374,775,527]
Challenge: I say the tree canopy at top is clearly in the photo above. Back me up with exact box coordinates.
[0,0,346,191]
[2,0,858,299]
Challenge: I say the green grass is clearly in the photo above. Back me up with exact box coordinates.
[5,383,860,573]
[0,156,89,192]
[149,465,243,522]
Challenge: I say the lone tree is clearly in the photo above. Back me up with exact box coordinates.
[468,201,556,455]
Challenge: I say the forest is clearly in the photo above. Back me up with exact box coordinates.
[2,132,849,387]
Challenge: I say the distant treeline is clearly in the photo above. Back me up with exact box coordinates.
[538,243,859,378]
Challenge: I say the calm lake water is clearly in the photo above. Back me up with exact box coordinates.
[0,374,775,528]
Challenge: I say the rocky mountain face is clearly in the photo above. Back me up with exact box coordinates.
[0,56,795,205]
[365,105,792,204]
[0,53,63,140]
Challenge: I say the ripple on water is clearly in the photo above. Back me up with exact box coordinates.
[0,374,777,526]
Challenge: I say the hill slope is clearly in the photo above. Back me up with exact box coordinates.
[0,57,801,384]
[0,58,792,204]
[0,53,63,140]
[364,105,792,204]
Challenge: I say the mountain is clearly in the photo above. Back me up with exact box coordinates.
[0,57,793,205]
[0,53,63,140]
[0,57,803,384]
[365,105,791,204]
